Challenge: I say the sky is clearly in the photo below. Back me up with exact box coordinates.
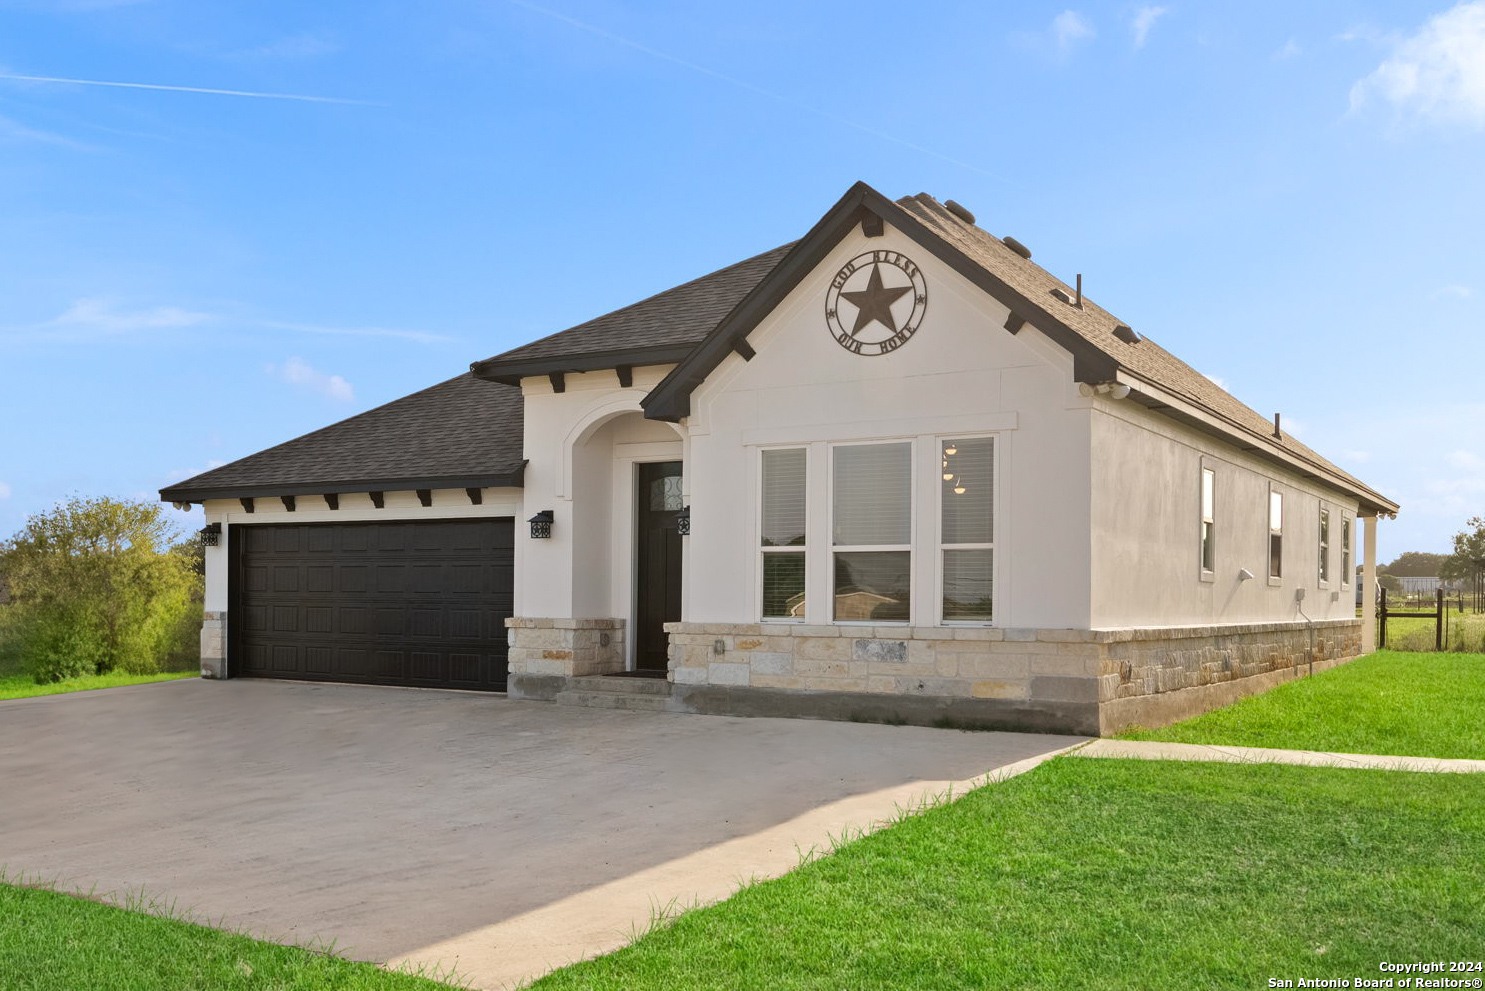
[1,0,1482,563]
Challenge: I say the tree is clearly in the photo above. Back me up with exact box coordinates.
[1383,551,1448,577]
[1441,517,1485,604]
[0,496,202,682]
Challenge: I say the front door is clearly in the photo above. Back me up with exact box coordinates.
[635,461,684,672]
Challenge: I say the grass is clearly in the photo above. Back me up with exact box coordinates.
[531,757,1485,990]
[0,670,196,702]
[0,881,458,990]
[1121,649,1485,759]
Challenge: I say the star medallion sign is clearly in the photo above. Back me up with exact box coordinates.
[824,250,928,356]
[840,263,912,335]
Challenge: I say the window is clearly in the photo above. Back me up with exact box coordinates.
[833,442,911,622]
[1268,489,1284,581]
[1318,507,1331,585]
[941,438,994,622]
[1341,516,1352,587]
[1200,467,1216,576]
[760,448,806,619]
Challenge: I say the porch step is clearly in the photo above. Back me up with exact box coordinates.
[566,675,674,696]
[554,689,676,712]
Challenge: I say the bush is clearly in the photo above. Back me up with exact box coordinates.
[0,497,203,683]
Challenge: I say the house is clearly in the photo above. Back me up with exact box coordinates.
[160,182,1398,735]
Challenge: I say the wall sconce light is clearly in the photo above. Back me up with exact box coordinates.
[676,505,691,536]
[199,522,221,547]
[528,510,554,539]
[1237,568,1255,582]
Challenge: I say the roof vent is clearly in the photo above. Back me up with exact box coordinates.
[1050,287,1074,305]
[944,199,975,224]
[1113,324,1140,344]
[1003,236,1032,259]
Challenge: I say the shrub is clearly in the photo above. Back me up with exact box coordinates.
[0,497,203,683]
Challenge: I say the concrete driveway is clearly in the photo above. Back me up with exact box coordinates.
[0,679,1084,988]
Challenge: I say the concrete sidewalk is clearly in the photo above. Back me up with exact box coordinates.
[1074,738,1485,774]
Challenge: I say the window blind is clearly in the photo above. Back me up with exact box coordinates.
[833,443,911,546]
[761,448,807,547]
[941,438,993,545]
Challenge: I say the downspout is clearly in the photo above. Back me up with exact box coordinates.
[1294,587,1315,677]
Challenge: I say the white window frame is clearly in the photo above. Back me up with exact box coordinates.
[758,445,808,622]
[829,439,914,626]
[1268,485,1284,585]
[937,434,997,626]
[1318,504,1332,588]
[1341,514,1353,590]
[1199,464,1216,582]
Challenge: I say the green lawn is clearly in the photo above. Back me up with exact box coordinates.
[0,883,457,990]
[0,670,196,702]
[1121,650,1485,759]
[532,758,1485,991]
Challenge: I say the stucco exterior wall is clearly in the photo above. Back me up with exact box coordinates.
[1089,403,1361,629]
[682,224,1094,630]
[515,367,683,655]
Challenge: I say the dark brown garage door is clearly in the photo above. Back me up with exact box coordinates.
[232,519,513,691]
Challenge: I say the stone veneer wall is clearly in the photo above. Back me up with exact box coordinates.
[505,618,625,700]
[201,611,227,679]
[664,619,1361,735]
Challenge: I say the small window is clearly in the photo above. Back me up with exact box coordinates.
[1268,489,1283,581]
[941,437,994,622]
[1341,516,1352,587]
[1200,467,1215,576]
[833,443,911,622]
[760,448,806,619]
[1318,507,1331,585]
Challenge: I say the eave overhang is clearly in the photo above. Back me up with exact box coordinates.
[470,344,693,386]
[159,465,526,505]
[1115,371,1399,517]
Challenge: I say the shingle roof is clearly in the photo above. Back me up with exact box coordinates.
[159,182,1395,515]
[893,193,1389,506]
[159,373,525,503]
[471,243,794,381]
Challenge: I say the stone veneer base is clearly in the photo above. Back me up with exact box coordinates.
[200,611,227,680]
[661,618,1363,736]
[505,618,626,701]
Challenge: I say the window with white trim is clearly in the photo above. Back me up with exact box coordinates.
[1341,516,1353,588]
[760,448,807,620]
[940,437,993,622]
[832,442,911,622]
[1318,506,1331,585]
[1268,488,1284,581]
[1200,467,1216,577]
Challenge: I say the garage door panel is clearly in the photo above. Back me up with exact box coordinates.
[234,519,511,691]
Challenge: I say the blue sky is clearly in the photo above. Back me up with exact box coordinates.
[1,0,1482,563]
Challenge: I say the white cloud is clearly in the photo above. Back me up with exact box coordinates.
[1433,283,1473,298]
[1131,6,1167,49]
[1350,1,1485,127]
[1274,38,1302,60]
[1447,449,1485,471]
[1203,372,1229,391]
[1052,10,1095,53]
[2,299,445,345]
[267,356,354,402]
[0,481,11,500]
[0,113,93,150]
[49,298,212,335]
[236,33,340,60]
